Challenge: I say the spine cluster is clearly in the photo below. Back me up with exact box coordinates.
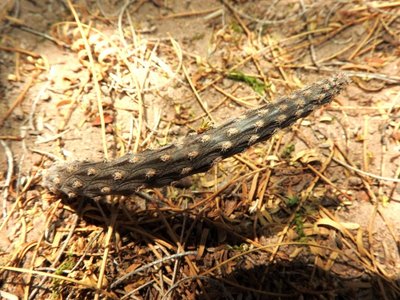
[43,74,349,198]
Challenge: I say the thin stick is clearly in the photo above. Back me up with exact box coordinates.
[116,1,145,152]
[13,24,67,47]
[157,7,222,20]
[269,141,335,262]
[307,164,352,200]
[66,0,109,159]
[0,72,38,127]
[212,84,257,108]
[330,156,400,183]
[0,266,115,298]
[182,64,214,122]
[348,16,380,60]
[0,140,13,218]
[28,205,78,300]
[0,135,22,141]
[95,206,118,299]
[299,0,319,67]
[111,250,196,288]
[0,45,41,57]
[363,116,370,172]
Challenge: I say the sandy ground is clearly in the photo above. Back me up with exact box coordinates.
[0,0,399,299]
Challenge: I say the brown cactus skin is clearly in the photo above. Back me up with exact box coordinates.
[43,74,350,198]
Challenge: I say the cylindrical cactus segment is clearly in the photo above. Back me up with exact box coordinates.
[43,74,350,198]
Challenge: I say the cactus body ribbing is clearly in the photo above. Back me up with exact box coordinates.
[43,74,349,198]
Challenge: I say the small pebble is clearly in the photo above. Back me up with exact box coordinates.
[348,176,363,186]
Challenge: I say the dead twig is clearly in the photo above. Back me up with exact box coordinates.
[0,140,13,218]
[330,156,400,183]
[299,0,320,68]
[111,251,197,289]
[12,24,68,47]
[182,64,215,123]
[157,7,222,20]
[28,205,79,300]
[66,0,109,159]
[0,72,39,127]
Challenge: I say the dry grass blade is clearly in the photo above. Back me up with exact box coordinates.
[0,72,38,127]
[66,0,109,159]
[111,251,197,288]
[0,140,13,218]
[0,266,116,299]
